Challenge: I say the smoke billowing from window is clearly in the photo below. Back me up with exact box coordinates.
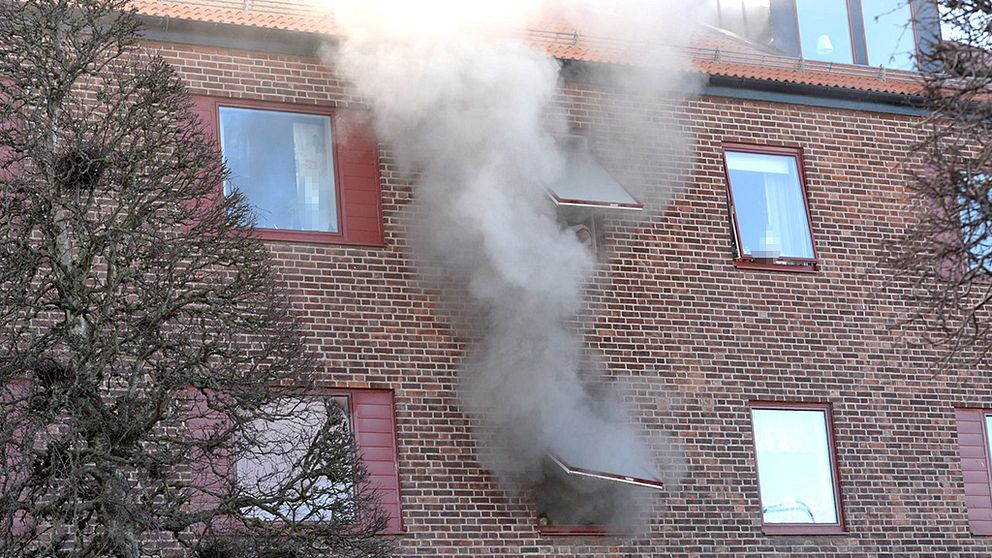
[319,0,706,528]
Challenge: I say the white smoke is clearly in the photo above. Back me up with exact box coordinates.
[318,0,706,526]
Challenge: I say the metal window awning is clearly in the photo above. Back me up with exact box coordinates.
[548,138,644,211]
[549,452,664,490]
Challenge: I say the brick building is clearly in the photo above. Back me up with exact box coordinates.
[129,0,992,555]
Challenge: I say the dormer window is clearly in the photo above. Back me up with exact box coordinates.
[710,0,936,71]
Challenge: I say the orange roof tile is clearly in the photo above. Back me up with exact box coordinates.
[134,0,924,97]
[132,0,333,34]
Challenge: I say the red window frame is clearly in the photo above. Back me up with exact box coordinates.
[748,401,846,536]
[188,387,403,535]
[721,143,820,273]
[191,95,384,247]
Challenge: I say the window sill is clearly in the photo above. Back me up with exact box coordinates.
[762,523,846,536]
[734,258,818,273]
[537,524,627,536]
[252,228,386,248]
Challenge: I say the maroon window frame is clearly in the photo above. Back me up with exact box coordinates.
[955,408,992,535]
[721,143,820,273]
[748,401,846,536]
[190,96,384,247]
[188,387,403,535]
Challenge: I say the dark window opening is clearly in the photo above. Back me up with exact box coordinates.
[535,458,651,536]
[536,442,663,535]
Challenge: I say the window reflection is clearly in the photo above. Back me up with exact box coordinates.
[219,106,339,233]
[795,0,855,64]
[709,0,774,48]
[862,0,917,69]
[751,408,838,524]
[960,173,992,270]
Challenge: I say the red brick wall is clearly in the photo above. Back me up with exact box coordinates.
[152,39,992,556]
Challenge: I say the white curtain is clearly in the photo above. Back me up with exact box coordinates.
[763,169,814,259]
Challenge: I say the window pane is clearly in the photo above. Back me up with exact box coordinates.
[237,397,352,521]
[862,0,917,70]
[960,174,992,269]
[725,151,815,260]
[219,107,338,233]
[796,0,855,64]
[752,408,838,524]
[709,0,773,47]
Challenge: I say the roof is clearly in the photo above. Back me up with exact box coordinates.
[133,0,924,97]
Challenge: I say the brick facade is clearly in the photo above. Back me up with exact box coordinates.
[153,38,992,557]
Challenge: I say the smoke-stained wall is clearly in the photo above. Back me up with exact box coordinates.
[319,0,705,529]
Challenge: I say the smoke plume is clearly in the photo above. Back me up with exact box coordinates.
[320,0,705,528]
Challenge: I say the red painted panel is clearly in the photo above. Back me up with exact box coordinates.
[351,389,402,534]
[359,447,396,462]
[955,408,992,535]
[961,445,990,459]
[358,432,396,448]
[966,469,992,483]
[355,403,393,419]
[334,110,384,246]
[364,461,398,476]
[190,96,219,145]
[965,483,992,497]
[355,417,394,434]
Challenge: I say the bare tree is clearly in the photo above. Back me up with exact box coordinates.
[893,0,992,366]
[0,1,390,556]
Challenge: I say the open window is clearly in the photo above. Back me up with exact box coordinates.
[548,453,664,490]
[537,433,663,535]
[549,136,642,255]
[722,144,819,272]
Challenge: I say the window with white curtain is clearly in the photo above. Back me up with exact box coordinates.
[219,106,339,233]
[724,148,816,265]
